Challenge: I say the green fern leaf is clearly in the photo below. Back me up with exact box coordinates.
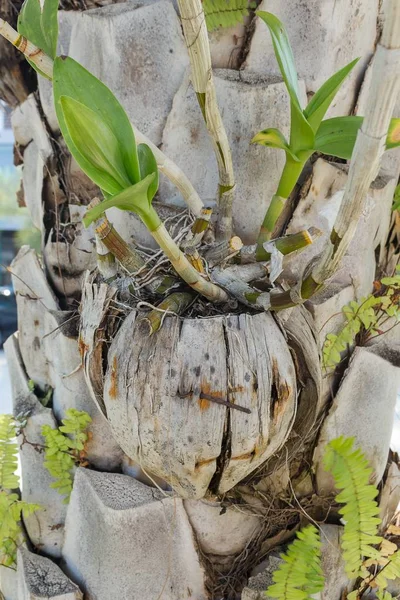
[372,550,400,590]
[381,266,400,289]
[377,590,396,600]
[267,525,324,600]
[323,437,382,579]
[0,491,40,567]
[203,0,251,31]
[0,415,19,490]
[322,295,383,369]
[59,408,92,453]
[42,409,91,503]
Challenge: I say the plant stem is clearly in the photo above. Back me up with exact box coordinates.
[138,292,195,336]
[89,200,145,274]
[218,262,269,283]
[212,268,271,310]
[89,200,178,295]
[182,207,214,248]
[204,236,243,265]
[240,227,320,264]
[151,223,228,302]
[95,236,118,281]
[132,127,204,217]
[268,0,400,311]
[185,246,206,273]
[177,0,235,241]
[256,155,307,255]
[0,18,53,77]
[306,0,400,299]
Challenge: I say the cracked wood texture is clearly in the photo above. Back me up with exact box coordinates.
[102,310,297,498]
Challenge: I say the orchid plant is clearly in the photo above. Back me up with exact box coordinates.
[0,0,399,324]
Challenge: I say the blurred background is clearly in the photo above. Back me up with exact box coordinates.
[0,100,40,413]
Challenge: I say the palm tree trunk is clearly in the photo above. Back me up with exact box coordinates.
[1,1,399,599]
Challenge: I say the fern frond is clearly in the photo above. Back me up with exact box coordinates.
[0,491,40,567]
[323,437,382,578]
[267,525,324,600]
[203,0,252,31]
[59,408,92,452]
[377,588,396,600]
[322,296,382,369]
[0,415,19,490]
[42,409,91,503]
[367,550,400,590]
[323,268,400,369]
[381,265,400,290]
[42,425,74,502]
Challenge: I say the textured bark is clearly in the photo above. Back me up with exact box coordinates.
[0,1,399,599]
[0,0,30,107]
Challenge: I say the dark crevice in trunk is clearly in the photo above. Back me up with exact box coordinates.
[236,0,263,70]
[208,319,232,495]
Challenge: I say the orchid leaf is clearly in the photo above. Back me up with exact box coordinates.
[252,128,300,161]
[53,57,140,189]
[60,96,131,195]
[256,11,314,153]
[18,0,59,59]
[315,116,400,160]
[83,174,160,231]
[138,144,159,201]
[256,11,300,107]
[304,58,360,133]
[387,118,400,149]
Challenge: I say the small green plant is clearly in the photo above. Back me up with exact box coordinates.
[1,0,400,313]
[42,409,92,503]
[322,266,400,370]
[323,437,383,579]
[0,415,40,569]
[252,12,400,257]
[267,437,400,600]
[0,415,19,491]
[267,525,324,600]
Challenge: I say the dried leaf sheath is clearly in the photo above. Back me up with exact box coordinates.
[0,18,53,77]
[177,0,235,240]
[309,0,400,291]
[151,224,228,302]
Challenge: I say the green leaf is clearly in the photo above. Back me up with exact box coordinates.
[256,11,314,154]
[83,174,160,231]
[387,119,400,149]
[60,96,132,195]
[315,116,400,159]
[203,0,250,31]
[393,185,400,212]
[18,0,59,60]
[53,57,140,189]
[41,409,91,504]
[256,11,300,106]
[314,116,362,159]
[251,128,300,161]
[0,490,40,567]
[267,525,324,600]
[0,415,19,491]
[304,58,360,133]
[138,144,159,201]
[323,437,382,578]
